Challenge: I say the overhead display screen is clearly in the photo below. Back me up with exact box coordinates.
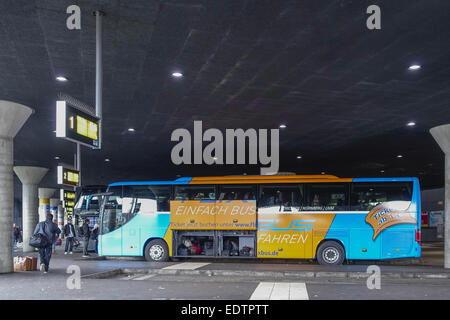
[60,189,76,217]
[56,100,100,148]
[57,166,80,187]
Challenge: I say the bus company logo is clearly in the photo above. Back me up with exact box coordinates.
[257,250,280,256]
[365,201,417,240]
[170,120,279,175]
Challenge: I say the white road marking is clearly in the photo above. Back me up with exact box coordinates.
[249,282,309,300]
[289,282,309,300]
[162,262,211,270]
[132,274,156,281]
[249,282,275,300]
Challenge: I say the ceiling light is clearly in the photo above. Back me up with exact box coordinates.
[397,155,403,158]
[407,121,416,126]
[56,76,68,82]
[321,172,325,174]
[54,156,60,160]
[104,158,110,162]
[380,170,385,173]
[128,128,135,132]
[279,124,287,129]
[296,156,302,159]
[172,72,183,78]
[408,65,421,71]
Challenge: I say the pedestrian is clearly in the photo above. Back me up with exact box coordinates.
[13,224,20,246]
[81,219,91,257]
[52,219,58,254]
[63,218,76,255]
[33,213,61,273]
[92,223,99,254]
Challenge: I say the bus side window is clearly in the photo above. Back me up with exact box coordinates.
[174,185,215,201]
[350,182,413,211]
[218,185,257,202]
[258,184,303,212]
[305,183,348,211]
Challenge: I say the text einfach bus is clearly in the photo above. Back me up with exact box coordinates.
[98,175,421,265]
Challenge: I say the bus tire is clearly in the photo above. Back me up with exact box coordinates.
[316,240,345,265]
[144,239,169,262]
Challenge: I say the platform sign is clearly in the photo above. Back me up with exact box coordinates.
[56,100,100,148]
[57,166,80,187]
[60,189,76,218]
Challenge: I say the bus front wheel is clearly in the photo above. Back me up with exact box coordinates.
[316,240,345,265]
[144,239,169,262]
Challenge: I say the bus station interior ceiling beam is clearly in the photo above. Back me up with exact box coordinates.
[0,100,33,274]
[13,166,49,253]
[430,124,450,268]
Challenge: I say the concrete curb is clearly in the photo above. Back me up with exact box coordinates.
[83,267,450,280]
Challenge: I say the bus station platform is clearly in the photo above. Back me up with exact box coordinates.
[9,241,448,281]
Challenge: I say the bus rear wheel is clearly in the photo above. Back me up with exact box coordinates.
[316,240,345,265]
[144,239,169,262]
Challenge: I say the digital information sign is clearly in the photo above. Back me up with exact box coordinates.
[60,189,76,217]
[56,100,100,148]
[57,166,80,187]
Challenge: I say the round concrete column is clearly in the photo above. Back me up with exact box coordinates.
[430,124,450,269]
[13,166,48,253]
[57,203,64,232]
[38,188,56,222]
[0,100,33,274]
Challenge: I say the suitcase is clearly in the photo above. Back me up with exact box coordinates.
[56,238,62,246]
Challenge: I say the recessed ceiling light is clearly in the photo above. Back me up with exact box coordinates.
[104,158,110,162]
[408,65,421,70]
[279,124,287,129]
[128,128,135,132]
[172,72,183,78]
[397,155,403,158]
[296,156,302,159]
[321,172,325,174]
[56,76,68,82]
[407,121,416,126]
[380,170,385,173]
[54,156,60,160]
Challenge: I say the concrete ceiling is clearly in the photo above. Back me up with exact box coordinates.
[1,0,450,197]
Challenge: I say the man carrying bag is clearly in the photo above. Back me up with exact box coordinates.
[31,213,61,273]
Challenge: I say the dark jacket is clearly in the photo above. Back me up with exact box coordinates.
[91,228,99,241]
[33,219,61,245]
[63,223,76,238]
[81,223,91,240]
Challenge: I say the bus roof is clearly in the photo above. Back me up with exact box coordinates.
[108,175,418,186]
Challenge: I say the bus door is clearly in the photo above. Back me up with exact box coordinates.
[120,187,141,255]
[99,189,123,256]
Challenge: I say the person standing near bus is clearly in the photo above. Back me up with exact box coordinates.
[33,214,61,273]
[81,219,91,257]
[63,218,76,255]
[91,223,99,254]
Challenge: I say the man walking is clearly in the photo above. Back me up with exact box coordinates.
[81,219,91,257]
[63,218,76,255]
[33,213,61,273]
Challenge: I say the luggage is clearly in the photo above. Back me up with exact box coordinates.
[13,256,38,271]
[29,233,49,248]
[56,238,62,246]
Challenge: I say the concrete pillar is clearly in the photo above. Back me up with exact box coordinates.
[430,124,450,269]
[0,100,33,274]
[57,203,64,232]
[38,188,56,222]
[13,166,48,253]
